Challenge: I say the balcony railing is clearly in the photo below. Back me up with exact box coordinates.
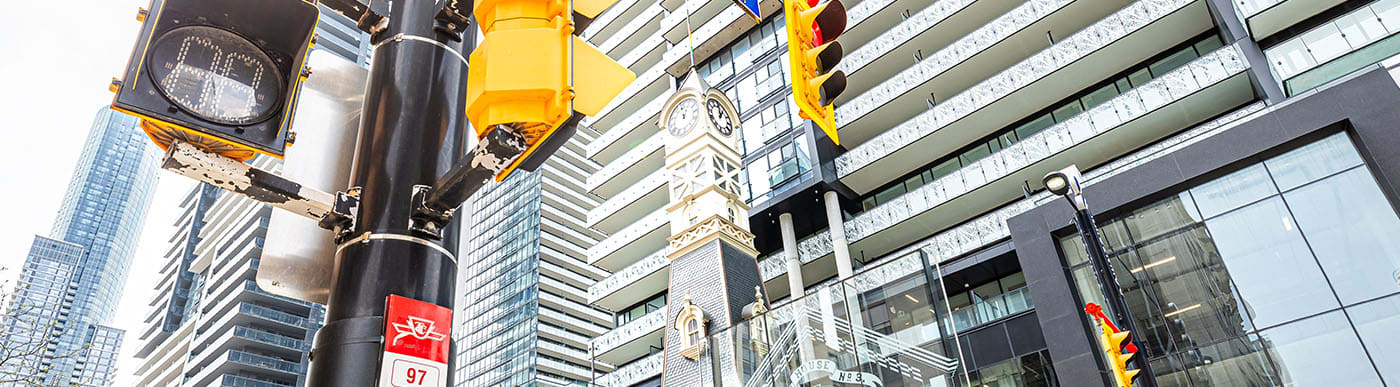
[233,326,307,351]
[586,132,665,191]
[588,208,669,264]
[586,98,667,158]
[834,0,1077,127]
[588,249,668,303]
[221,374,292,387]
[948,287,1033,332]
[226,350,301,374]
[1266,0,1400,95]
[596,352,664,387]
[239,303,313,329]
[591,308,665,355]
[760,59,1264,281]
[588,169,667,227]
[838,0,979,75]
[837,0,1200,177]
[767,155,810,188]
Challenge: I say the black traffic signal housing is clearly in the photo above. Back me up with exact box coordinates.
[112,0,318,161]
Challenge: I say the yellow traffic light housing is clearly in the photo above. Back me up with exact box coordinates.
[785,0,847,146]
[466,0,635,180]
[1089,304,1142,387]
[110,0,318,161]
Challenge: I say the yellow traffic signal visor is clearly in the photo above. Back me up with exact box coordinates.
[800,0,847,46]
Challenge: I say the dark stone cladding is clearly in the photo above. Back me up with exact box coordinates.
[662,238,767,386]
[1008,67,1400,387]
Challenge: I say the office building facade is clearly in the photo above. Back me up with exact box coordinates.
[1,106,159,386]
[453,0,1400,385]
[129,8,368,386]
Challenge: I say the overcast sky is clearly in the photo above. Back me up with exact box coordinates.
[0,0,196,384]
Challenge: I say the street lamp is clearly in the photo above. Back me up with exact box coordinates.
[1042,165,1156,387]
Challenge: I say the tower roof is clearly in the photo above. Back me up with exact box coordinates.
[677,69,711,93]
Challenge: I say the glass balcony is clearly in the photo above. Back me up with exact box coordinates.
[759,60,1266,282]
[232,326,307,351]
[226,350,301,374]
[1266,0,1400,95]
[221,374,292,387]
[836,0,1202,179]
[588,248,668,306]
[766,154,810,188]
[595,352,663,387]
[947,287,1034,333]
[591,307,665,358]
[587,208,669,270]
[239,303,311,329]
[586,132,665,195]
[717,252,970,387]
[587,169,667,231]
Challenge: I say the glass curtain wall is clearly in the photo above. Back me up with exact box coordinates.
[1060,132,1400,386]
[710,252,973,387]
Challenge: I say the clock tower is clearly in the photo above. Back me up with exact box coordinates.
[659,70,767,386]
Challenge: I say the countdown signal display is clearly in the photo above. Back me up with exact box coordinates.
[112,0,318,161]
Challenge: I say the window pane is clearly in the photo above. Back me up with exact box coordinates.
[1264,132,1364,191]
[1283,167,1400,304]
[904,174,926,192]
[1156,336,1281,386]
[999,272,1026,292]
[1347,294,1400,385]
[1019,351,1056,387]
[1079,84,1120,111]
[1190,164,1278,218]
[1257,311,1382,387]
[1194,35,1224,56]
[1127,68,1154,88]
[1118,192,1202,243]
[1149,47,1200,77]
[1017,114,1058,138]
[1121,226,1255,355]
[1204,197,1337,328]
[873,185,907,207]
[929,158,961,180]
[960,143,992,166]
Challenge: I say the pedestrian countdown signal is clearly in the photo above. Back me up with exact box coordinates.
[111,0,318,161]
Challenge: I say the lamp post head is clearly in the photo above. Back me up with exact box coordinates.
[1043,165,1087,210]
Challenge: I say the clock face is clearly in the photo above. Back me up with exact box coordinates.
[668,98,700,137]
[706,98,734,137]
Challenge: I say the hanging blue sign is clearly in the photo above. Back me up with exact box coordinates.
[733,0,761,21]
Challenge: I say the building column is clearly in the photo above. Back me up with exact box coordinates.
[823,191,854,279]
[780,213,804,298]
[1203,0,1286,103]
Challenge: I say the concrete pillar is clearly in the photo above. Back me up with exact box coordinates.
[780,213,804,298]
[823,191,854,279]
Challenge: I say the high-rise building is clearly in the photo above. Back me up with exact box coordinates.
[131,161,326,387]
[459,0,1400,385]
[2,236,86,383]
[128,9,368,387]
[1,106,160,386]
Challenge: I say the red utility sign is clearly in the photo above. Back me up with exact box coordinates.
[380,295,452,387]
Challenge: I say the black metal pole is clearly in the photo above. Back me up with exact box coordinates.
[306,0,470,384]
[1069,198,1158,387]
